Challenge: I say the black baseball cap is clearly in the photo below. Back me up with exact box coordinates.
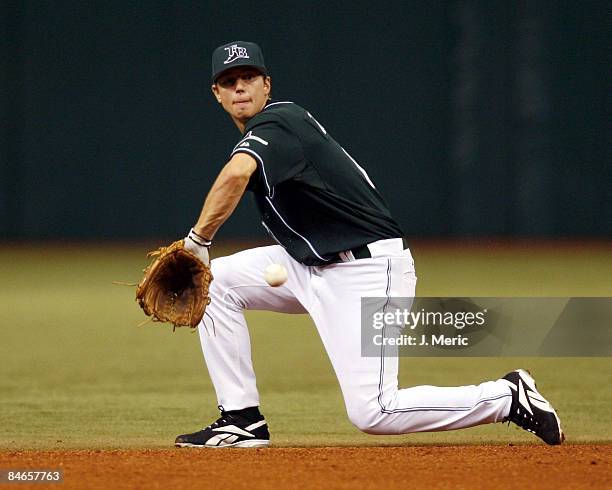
[211,41,268,82]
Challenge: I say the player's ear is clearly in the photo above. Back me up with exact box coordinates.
[211,84,222,103]
[263,76,271,99]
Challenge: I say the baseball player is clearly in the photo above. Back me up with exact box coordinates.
[174,41,564,447]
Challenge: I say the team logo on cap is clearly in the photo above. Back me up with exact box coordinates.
[224,45,249,64]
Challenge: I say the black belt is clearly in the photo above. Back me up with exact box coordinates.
[344,237,409,261]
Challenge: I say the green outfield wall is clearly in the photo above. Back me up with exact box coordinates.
[1,1,609,239]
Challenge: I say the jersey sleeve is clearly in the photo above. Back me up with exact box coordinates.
[230,117,306,195]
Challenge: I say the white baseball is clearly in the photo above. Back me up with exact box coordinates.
[264,263,288,287]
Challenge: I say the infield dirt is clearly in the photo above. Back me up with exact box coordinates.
[1,444,610,489]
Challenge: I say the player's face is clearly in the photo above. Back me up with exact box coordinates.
[212,67,271,128]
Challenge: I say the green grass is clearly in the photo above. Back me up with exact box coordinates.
[0,241,610,449]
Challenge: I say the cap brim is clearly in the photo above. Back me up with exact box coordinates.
[213,65,268,83]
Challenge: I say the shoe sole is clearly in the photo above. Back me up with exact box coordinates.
[175,439,270,449]
[517,369,565,444]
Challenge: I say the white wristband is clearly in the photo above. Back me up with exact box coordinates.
[187,228,212,248]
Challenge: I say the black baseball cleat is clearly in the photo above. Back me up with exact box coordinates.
[175,409,270,448]
[500,369,565,445]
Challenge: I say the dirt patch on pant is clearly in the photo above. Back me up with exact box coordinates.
[1,445,609,489]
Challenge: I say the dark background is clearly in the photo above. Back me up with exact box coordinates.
[1,1,610,240]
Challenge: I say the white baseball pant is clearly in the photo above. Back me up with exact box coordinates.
[198,238,512,434]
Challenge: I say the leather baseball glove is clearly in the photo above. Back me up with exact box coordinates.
[136,240,213,329]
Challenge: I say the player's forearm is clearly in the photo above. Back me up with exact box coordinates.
[192,156,256,239]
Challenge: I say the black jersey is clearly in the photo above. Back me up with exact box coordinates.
[230,101,404,266]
